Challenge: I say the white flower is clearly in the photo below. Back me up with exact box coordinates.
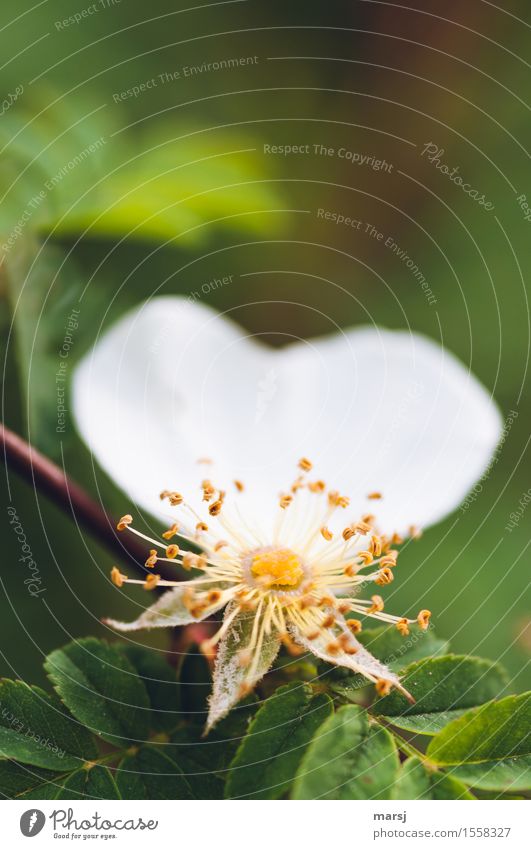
[73,298,501,730]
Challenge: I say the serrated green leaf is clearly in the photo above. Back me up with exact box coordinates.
[427,692,531,791]
[120,644,180,732]
[45,638,150,745]
[117,744,222,799]
[171,694,259,775]
[56,765,121,800]
[373,655,507,734]
[392,756,475,799]
[0,679,97,770]
[0,761,61,800]
[226,682,333,799]
[292,705,399,799]
[358,625,450,670]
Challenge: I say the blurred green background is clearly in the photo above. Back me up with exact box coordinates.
[0,0,529,691]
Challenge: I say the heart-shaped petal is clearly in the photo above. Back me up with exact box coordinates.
[73,297,501,536]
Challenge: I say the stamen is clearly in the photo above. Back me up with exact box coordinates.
[110,566,127,587]
[417,609,431,630]
[396,618,410,636]
[367,492,382,500]
[116,514,132,531]
[162,523,179,540]
[375,567,394,585]
[299,457,313,472]
[320,526,333,541]
[144,573,160,591]
[375,679,392,697]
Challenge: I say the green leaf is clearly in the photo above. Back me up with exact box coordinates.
[0,679,97,770]
[120,644,180,732]
[45,638,150,745]
[55,766,121,800]
[226,682,333,799]
[178,644,212,721]
[322,625,449,702]
[392,757,474,799]
[0,761,62,800]
[358,625,450,670]
[117,744,222,800]
[292,705,399,799]
[206,605,281,732]
[373,655,508,734]
[427,692,531,791]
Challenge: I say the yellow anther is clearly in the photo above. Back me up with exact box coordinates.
[354,520,371,535]
[368,594,384,613]
[375,567,394,585]
[328,491,350,508]
[110,566,127,587]
[144,573,160,591]
[346,619,362,633]
[279,494,293,509]
[417,609,431,630]
[196,522,209,533]
[234,479,244,492]
[116,514,132,532]
[308,479,326,493]
[251,548,304,589]
[299,457,313,472]
[168,492,184,506]
[165,544,179,559]
[357,550,374,566]
[375,679,392,697]
[209,499,223,516]
[342,526,356,541]
[396,618,410,636]
[370,535,382,557]
[145,549,158,568]
[367,492,382,500]
[214,540,229,552]
[162,523,179,540]
[320,526,333,541]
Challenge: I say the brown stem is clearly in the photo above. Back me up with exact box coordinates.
[1,422,178,580]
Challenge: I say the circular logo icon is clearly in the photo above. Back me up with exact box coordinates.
[20,810,46,837]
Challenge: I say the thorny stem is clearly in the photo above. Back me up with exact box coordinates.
[0,422,180,581]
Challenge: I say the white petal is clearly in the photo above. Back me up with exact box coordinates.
[103,580,226,632]
[73,297,501,535]
[206,605,280,732]
[288,621,404,690]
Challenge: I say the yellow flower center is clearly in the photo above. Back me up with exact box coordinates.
[250,547,305,589]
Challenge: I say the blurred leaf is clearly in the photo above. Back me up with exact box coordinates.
[0,679,96,770]
[0,761,62,800]
[45,637,150,745]
[427,693,531,791]
[178,644,212,722]
[392,757,474,800]
[0,237,84,455]
[56,765,121,800]
[373,655,508,734]
[120,644,180,733]
[226,682,332,800]
[292,705,399,800]
[117,744,222,800]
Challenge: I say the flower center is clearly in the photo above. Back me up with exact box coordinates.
[250,547,305,589]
